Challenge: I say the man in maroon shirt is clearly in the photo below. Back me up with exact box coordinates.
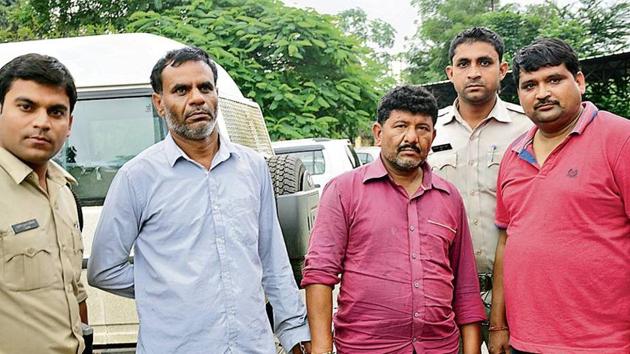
[303,85,485,354]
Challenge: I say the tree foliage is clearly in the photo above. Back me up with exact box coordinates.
[406,0,630,84]
[0,0,391,141]
[127,0,385,140]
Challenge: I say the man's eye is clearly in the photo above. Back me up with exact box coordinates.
[457,62,468,68]
[199,85,213,93]
[175,87,187,95]
[480,60,491,66]
[522,83,535,90]
[18,103,32,111]
[50,110,64,117]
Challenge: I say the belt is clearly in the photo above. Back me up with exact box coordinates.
[478,273,493,292]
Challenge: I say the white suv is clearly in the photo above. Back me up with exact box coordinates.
[272,138,361,194]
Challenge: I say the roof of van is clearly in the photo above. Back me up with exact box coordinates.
[0,33,245,99]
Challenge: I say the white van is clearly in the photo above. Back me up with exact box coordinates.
[0,33,318,350]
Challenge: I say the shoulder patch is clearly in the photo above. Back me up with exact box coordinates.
[438,106,452,117]
[505,102,525,114]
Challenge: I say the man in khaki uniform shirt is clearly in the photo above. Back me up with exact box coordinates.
[0,53,87,354]
[428,28,531,345]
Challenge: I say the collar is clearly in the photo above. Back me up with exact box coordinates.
[363,155,451,194]
[0,147,76,185]
[164,131,240,168]
[443,95,512,126]
[511,101,598,154]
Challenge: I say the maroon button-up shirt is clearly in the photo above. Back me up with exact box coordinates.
[302,158,485,353]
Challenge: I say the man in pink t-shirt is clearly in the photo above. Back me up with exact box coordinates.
[489,38,630,354]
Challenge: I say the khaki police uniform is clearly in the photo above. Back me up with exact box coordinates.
[0,147,86,354]
[429,97,532,276]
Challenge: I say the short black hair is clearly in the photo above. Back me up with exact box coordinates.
[377,85,438,125]
[512,37,580,85]
[150,46,218,94]
[0,53,77,112]
[449,27,505,62]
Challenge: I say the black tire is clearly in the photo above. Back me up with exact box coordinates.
[266,154,313,195]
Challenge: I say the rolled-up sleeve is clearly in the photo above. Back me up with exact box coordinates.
[450,195,486,326]
[87,168,139,298]
[301,180,349,288]
[257,161,310,351]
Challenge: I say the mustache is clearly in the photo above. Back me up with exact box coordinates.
[185,107,216,119]
[465,80,485,87]
[29,130,52,142]
[397,144,421,153]
[534,99,559,109]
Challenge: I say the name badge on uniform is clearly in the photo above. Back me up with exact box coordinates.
[432,143,453,152]
[11,219,39,234]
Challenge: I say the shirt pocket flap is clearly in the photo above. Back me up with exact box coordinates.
[430,152,457,171]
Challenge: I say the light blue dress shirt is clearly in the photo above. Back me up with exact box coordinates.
[87,134,309,353]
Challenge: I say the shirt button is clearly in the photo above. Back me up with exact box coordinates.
[411,253,417,260]
[470,191,476,196]
[409,225,415,231]
[414,312,420,318]
[412,337,417,342]
[473,219,479,225]
[475,250,482,255]
[413,281,420,288]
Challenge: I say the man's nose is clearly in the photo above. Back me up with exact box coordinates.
[467,64,481,80]
[535,84,551,100]
[32,109,51,130]
[189,87,205,105]
[403,127,419,144]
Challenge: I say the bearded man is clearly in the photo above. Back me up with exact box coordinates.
[87,47,311,354]
[303,85,485,354]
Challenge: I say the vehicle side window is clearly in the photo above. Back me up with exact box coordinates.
[279,150,325,175]
[358,153,373,164]
[54,96,166,206]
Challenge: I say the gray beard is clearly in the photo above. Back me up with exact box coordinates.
[164,110,217,140]
[382,150,423,172]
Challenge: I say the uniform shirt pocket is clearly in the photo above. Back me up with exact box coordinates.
[485,145,505,193]
[429,152,458,184]
[1,227,58,291]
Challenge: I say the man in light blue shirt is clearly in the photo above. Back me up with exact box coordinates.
[87,47,311,354]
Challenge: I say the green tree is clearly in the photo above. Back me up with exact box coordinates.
[0,0,186,42]
[0,0,389,140]
[127,0,383,140]
[405,0,630,83]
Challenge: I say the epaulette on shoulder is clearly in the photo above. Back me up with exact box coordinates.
[505,101,525,114]
[438,106,452,117]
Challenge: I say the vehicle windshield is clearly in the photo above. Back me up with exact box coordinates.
[54,96,166,206]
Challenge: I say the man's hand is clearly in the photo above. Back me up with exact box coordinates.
[291,341,311,354]
[488,330,510,354]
